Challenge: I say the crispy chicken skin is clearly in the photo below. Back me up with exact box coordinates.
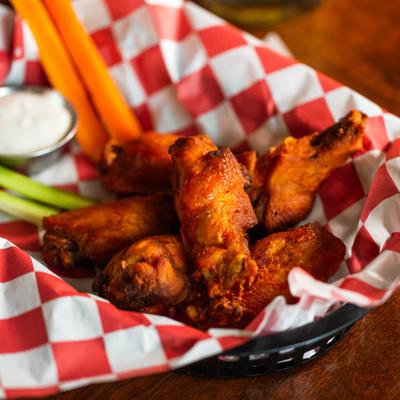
[236,223,345,327]
[169,136,259,326]
[92,235,189,316]
[41,194,178,270]
[250,110,366,231]
[99,132,182,195]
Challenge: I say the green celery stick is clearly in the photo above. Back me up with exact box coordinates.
[0,191,58,225]
[0,164,97,210]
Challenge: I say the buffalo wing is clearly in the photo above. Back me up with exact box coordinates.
[92,235,189,316]
[42,194,178,269]
[169,136,258,326]
[100,132,182,195]
[237,223,345,327]
[250,110,366,231]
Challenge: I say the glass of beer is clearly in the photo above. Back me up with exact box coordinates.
[197,0,322,27]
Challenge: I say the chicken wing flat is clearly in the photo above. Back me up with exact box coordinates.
[100,132,182,195]
[92,235,189,317]
[237,223,345,327]
[41,194,178,270]
[251,110,366,231]
[169,135,258,326]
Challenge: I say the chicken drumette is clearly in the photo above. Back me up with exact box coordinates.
[169,135,259,326]
[93,235,189,317]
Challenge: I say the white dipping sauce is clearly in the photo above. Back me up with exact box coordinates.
[0,90,72,155]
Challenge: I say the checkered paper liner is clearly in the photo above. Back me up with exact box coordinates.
[0,0,399,397]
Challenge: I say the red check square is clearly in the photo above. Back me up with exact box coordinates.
[150,5,191,40]
[156,325,209,360]
[199,25,246,57]
[177,123,199,136]
[0,221,40,252]
[383,232,400,253]
[360,164,398,222]
[131,45,171,95]
[5,387,59,399]
[104,0,143,20]
[97,301,151,334]
[363,116,390,151]
[230,80,277,134]
[348,226,380,273]
[0,308,47,353]
[91,28,122,67]
[12,18,24,60]
[35,271,77,304]
[283,97,335,138]
[319,162,365,220]
[176,65,224,117]
[255,46,296,74]
[386,139,400,161]
[132,103,154,131]
[25,61,48,85]
[317,72,342,93]
[0,245,34,282]
[0,51,10,82]
[52,338,111,381]
[75,153,99,181]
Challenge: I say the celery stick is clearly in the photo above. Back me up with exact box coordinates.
[0,191,58,225]
[0,164,97,210]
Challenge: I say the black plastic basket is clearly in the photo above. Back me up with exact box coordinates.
[180,304,368,378]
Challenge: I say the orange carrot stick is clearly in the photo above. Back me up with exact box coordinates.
[11,0,108,161]
[43,0,142,142]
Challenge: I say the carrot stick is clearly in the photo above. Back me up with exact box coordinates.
[42,0,143,142]
[10,0,108,161]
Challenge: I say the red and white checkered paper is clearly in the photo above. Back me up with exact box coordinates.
[0,0,399,397]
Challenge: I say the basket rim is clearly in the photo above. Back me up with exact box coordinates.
[224,304,369,356]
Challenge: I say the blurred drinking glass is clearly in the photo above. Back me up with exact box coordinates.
[197,0,322,27]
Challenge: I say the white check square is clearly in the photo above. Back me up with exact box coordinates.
[326,87,383,121]
[0,344,57,388]
[0,272,40,318]
[161,34,208,82]
[43,296,103,341]
[148,85,193,131]
[328,199,365,252]
[266,64,324,113]
[247,114,289,153]
[196,101,245,148]
[73,0,112,33]
[210,46,265,97]
[184,2,224,31]
[353,150,384,193]
[104,325,166,373]
[112,6,158,60]
[384,113,400,142]
[364,194,400,248]
[109,61,147,107]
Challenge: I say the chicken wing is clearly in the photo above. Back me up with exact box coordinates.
[99,132,183,195]
[169,135,258,326]
[92,235,189,316]
[41,194,178,269]
[250,110,366,231]
[237,223,345,327]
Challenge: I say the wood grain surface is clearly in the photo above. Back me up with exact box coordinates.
[15,0,400,398]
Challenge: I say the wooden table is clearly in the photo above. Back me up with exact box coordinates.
[23,0,400,398]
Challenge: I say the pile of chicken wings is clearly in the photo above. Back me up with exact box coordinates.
[42,110,366,329]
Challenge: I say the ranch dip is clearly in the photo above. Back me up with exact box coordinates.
[0,90,72,155]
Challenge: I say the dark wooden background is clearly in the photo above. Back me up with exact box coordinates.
[4,0,397,398]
